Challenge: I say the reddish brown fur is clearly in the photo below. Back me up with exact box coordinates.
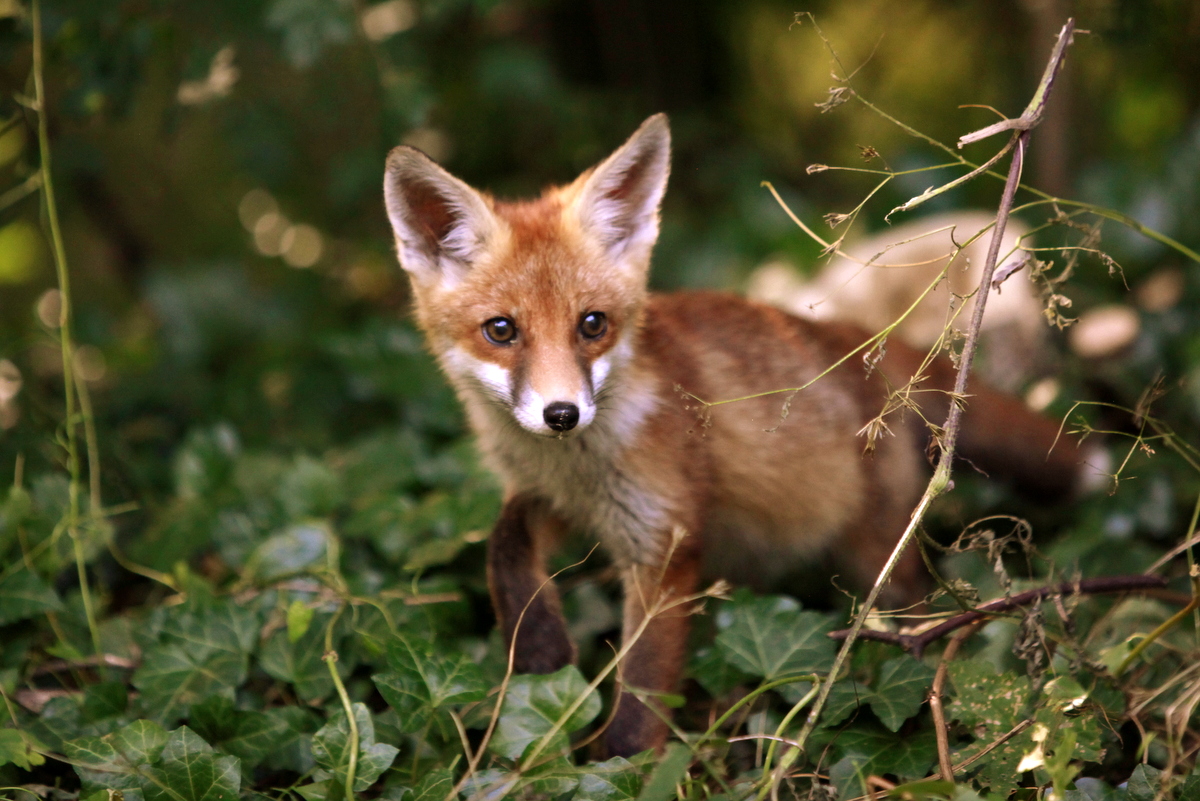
[383,117,1089,758]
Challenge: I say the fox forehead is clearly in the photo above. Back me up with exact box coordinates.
[416,191,646,347]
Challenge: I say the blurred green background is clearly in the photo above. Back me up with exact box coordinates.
[2,0,1200,586]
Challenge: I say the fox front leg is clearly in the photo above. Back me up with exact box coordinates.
[486,494,575,674]
[604,538,702,757]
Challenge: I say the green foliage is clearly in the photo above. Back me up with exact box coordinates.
[489,666,601,760]
[3,2,1200,801]
[824,725,939,799]
[948,664,1103,797]
[66,722,241,801]
[311,703,400,793]
[575,757,641,801]
[0,728,46,771]
[132,597,260,723]
[816,656,935,731]
[0,565,63,625]
[373,633,488,738]
[714,591,835,679]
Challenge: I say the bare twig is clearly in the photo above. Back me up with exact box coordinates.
[31,653,138,676]
[957,20,1077,147]
[0,172,42,211]
[828,574,1169,656]
[929,621,987,780]
[888,133,1017,217]
[762,23,1085,795]
[953,719,1035,772]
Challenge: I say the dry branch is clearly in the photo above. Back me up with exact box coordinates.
[763,20,1084,797]
[828,574,1169,657]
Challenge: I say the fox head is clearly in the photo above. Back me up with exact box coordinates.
[383,114,671,437]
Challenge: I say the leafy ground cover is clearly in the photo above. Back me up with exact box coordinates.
[3,2,1200,800]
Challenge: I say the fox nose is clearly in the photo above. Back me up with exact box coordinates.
[544,402,580,432]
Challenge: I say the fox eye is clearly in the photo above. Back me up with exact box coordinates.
[482,317,517,345]
[579,311,607,340]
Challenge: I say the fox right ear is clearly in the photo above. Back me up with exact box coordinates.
[384,147,497,287]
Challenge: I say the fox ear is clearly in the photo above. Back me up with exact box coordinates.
[384,147,497,287]
[574,113,671,267]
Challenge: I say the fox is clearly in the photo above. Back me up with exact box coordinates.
[382,114,1095,757]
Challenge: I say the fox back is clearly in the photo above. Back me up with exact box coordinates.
[383,115,1090,757]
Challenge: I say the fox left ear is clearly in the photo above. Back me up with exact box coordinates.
[574,113,671,267]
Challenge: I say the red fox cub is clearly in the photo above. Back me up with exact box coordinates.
[383,115,1092,757]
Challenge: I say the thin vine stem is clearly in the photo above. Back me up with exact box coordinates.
[324,609,359,801]
[32,0,103,669]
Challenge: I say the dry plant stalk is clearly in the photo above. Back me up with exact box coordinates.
[929,620,987,780]
[764,19,1081,796]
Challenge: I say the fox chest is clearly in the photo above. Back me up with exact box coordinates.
[480,430,672,566]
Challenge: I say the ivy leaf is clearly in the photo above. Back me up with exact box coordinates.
[23,694,87,754]
[277,455,344,520]
[160,596,259,657]
[1126,764,1164,801]
[374,634,487,735]
[947,660,1029,795]
[1067,777,1117,801]
[386,767,458,801]
[948,659,1029,731]
[575,756,641,801]
[948,663,1104,796]
[689,646,754,699]
[311,703,399,792]
[0,729,46,771]
[259,611,353,703]
[827,725,937,800]
[818,680,872,728]
[1039,676,1103,762]
[714,594,835,680]
[489,665,601,759]
[189,696,291,768]
[869,657,935,731]
[141,727,241,801]
[82,682,129,723]
[457,769,519,800]
[132,645,241,724]
[173,423,240,501]
[0,567,64,625]
[133,598,260,723]
[1175,774,1200,801]
[410,767,456,801]
[520,755,582,798]
[66,720,170,800]
[260,706,323,775]
[244,521,330,583]
[66,737,145,799]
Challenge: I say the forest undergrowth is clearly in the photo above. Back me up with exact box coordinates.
[3,6,1200,801]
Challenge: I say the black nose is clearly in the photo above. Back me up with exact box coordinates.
[544,402,579,431]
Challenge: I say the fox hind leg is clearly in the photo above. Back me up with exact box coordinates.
[604,535,703,757]
[841,475,929,611]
